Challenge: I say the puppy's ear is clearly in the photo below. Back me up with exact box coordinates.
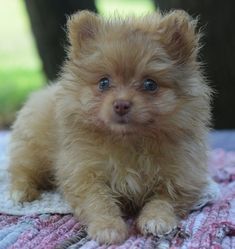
[67,10,100,56]
[157,10,200,64]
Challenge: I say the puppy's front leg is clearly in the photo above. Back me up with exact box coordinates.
[137,197,178,236]
[80,182,128,244]
[59,161,128,244]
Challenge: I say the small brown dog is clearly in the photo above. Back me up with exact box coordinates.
[9,10,212,244]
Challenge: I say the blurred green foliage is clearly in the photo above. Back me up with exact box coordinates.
[96,0,155,16]
[0,0,44,127]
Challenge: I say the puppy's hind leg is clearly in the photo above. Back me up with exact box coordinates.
[9,141,54,203]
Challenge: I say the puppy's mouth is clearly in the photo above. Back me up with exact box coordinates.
[107,114,134,134]
[112,115,130,125]
[98,112,154,135]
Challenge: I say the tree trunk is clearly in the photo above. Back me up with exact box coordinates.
[24,0,97,81]
[154,0,235,129]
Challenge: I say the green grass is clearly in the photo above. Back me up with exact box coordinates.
[0,0,45,127]
[0,0,155,128]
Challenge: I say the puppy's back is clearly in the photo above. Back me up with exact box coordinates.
[9,83,59,202]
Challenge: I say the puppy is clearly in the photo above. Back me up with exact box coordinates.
[9,10,212,244]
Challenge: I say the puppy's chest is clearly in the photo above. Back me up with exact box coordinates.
[107,154,159,202]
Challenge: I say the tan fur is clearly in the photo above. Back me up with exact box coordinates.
[9,10,212,244]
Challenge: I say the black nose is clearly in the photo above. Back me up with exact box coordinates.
[113,99,131,116]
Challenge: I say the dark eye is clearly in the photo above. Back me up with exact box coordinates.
[99,77,110,90]
[143,79,158,92]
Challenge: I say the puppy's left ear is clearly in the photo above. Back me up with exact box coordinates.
[157,10,200,64]
[67,10,100,56]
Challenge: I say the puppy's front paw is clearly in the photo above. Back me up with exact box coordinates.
[137,201,178,236]
[138,215,177,236]
[10,187,40,203]
[88,216,128,244]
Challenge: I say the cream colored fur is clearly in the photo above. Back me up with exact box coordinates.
[9,10,212,244]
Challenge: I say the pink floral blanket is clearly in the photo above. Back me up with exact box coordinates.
[0,131,235,249]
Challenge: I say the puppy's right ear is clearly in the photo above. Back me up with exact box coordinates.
[67,11,100,56]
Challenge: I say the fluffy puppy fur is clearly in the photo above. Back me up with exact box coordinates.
[9,10,212,244]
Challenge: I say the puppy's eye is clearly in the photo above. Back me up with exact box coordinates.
[143,79,158,92]
[99,77,110,90]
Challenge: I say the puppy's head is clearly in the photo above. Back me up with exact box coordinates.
[61,10,211,137]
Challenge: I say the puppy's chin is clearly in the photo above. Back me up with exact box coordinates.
[109,123,133,135]
[107,118,135,135]
[104,118,153,136]
[98,112,138,135]
[97,111,155,136]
